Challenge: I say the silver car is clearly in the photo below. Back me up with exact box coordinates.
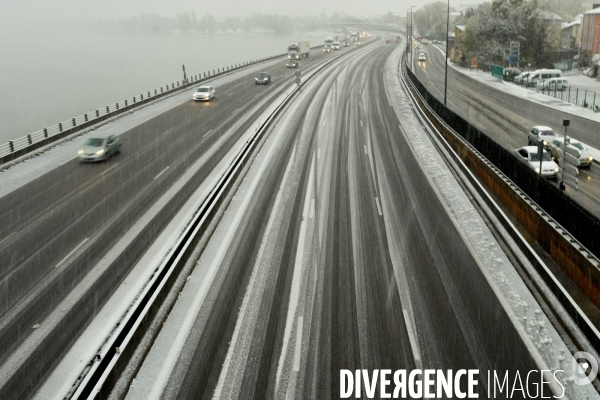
[514,146,559,178]
[193,86,216,101]
[78,135,122,162]
[548,138,594,168]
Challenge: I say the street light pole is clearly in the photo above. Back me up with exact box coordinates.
[410,6,416,68]
[406,8,411,67]
[444,0,450,106]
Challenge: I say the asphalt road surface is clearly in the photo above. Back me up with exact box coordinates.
[409,43,600,217]
[0,41,362,399]
[126,40,548,400]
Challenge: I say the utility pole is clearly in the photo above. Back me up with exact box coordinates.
[444,0,450,106]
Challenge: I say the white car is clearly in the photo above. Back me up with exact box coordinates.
[548,138,594,168]
[332,41,341,50]
[418,53,426,62]
[527,125,559,149]
[323,46,332,53]
[514,146,559,178]
[193,86,215,101]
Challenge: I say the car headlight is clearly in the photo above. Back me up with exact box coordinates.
[554,168,559,173]
[589,156,593,162]
[543,141,548,146]
[78,150,84,155]
[535,167,540,173]
[96,149,105,155]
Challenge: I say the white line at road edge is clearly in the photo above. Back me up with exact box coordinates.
[100,162,119,176]
[375,197,382,216]
[55,238,89,268]
[293,316,304,371]
[0,232,16,246]
[162,128,174,135]
[402,309,422,369]
[153,166,170,180]
[309,199,315,219]
[203,130,213,138]
[364,145,368,155]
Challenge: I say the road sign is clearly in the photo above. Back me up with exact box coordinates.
[509,42,520,54]
[295,71,301,78]
[563,164,579,176]
[508,54,520,64]
[295,77,302,86]
[562,173,579,191]
[492,65,504,80]
[564,152,580,167]
[470,58,478,68]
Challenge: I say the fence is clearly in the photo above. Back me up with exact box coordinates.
[475,66,600,112]
[0,52,294,165]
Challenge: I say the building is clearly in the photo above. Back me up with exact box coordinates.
[581,7,600,56]
[451,25,465,63]
[561,15,582,49]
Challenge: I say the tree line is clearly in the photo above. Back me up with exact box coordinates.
[413,0,583,68]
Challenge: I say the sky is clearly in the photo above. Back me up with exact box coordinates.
[0,0,486,23]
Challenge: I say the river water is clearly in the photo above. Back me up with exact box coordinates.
[0,24,332,143]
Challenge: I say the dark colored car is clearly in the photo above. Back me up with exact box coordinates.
[255,72,271,85]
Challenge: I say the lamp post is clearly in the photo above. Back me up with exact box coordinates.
[406,8,411,66]
[444,0,450,106]
[409,6,416,68]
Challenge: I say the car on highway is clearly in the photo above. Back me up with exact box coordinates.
[255,72,271,85]
[343,41,350,47]
[286,60,299,68]
[78,134,122,162]
[323,45,332,53]
[548,138,594,167]
[192,86,216,101]
[527,125,559,149]
[418,53,426,62]
[514,146,559,178]
[332,41,341,50]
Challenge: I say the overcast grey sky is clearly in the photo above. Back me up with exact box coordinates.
[0,0,479,23]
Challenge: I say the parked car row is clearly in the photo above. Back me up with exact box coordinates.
[517,124,593,178]
[514,69,565,90]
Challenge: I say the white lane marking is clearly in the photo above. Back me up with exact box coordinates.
[0,232,16,246]
[318,148,321,159]
[403,309,422,368]
[364,145,368,155]
[360,120,363,127]
[100,162,119,176]
[203,129,213,138]
[359,101,362,107]
[293,316,304,371]
[309,199,315,219]
[55,238,88,268]
[232,108,240,114]
[59,156,77,166]
[153,166,169,180]
[375,197,382,216]
[162,128,173,135]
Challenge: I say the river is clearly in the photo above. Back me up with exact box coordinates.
[0,24,334,143]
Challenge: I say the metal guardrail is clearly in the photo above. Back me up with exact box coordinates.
[0,51,301,165]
